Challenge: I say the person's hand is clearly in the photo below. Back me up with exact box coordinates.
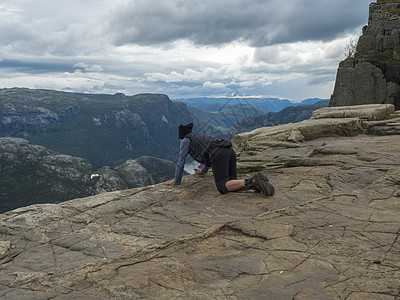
[163,180,176,186]
[194,168,204,175]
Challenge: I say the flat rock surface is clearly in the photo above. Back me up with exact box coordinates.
[0,134,399,299]
[1,104,400,299]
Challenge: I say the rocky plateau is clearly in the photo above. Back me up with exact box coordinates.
[0,104,399,299]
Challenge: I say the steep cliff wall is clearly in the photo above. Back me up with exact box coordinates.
[330,0,400,109]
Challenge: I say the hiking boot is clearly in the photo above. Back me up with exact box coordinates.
[247,173,267,195]
[257,172,275,196]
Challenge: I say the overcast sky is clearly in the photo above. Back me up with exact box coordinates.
[0,0,371,100]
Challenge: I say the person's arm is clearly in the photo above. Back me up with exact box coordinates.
[173,138,190,184]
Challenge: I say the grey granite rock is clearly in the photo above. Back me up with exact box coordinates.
[0,105,399,299]
[311,103,395,120]
[330,1,400,109]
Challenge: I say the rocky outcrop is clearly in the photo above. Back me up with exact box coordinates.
[311,103,395,120]
[233,104,399,171]
[330,0,400,109]
[0,104,399,299]
[0,138,176,213]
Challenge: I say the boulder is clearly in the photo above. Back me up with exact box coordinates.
[311,103,395,120]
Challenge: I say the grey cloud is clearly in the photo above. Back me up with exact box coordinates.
[108,0,370,47]
[0,0,118,56]
[0,59,74,74]
[0,0,367,100]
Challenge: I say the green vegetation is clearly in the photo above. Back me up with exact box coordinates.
[377,0,400,3]
[0,158,93,213]
[351,46,400,65]
[248,165,264,172]
[237,169,250,174]
[237,159,292,175]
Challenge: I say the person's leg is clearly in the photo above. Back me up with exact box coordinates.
[226,179,246,191]
[211,147,232,194]
[211,147,274,195]
[212,147,256,193]
[228,148,237,180]
[226,148,264,192]
[227,172,275,195]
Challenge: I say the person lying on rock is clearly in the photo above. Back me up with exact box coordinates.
[163,123,274,196]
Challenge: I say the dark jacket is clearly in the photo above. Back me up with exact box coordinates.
[186,132,214,167]
[186,132,232,167]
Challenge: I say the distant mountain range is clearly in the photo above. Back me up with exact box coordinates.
[175,97,328,137]
[230,100,329,136]
[174,97,327,113]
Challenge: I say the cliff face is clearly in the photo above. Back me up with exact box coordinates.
[330,0,400,109]
[0,104,399,299]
